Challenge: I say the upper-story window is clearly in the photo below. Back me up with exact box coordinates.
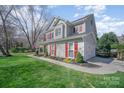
[79,25,82,32]
[74,24,83,33]
[73,26,78,34]
[55,28,61,36]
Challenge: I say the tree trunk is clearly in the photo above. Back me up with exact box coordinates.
[0,44,7,56]
[3,22,11,56]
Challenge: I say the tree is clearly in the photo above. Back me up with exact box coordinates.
[10,5,49,51]
[98,32,118,50]
[0,5,13,56]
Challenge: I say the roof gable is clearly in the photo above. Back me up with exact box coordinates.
[46,17,68,32]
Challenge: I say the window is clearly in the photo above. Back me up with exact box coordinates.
[52,32,54,39]
[52,44,54,55]
[73,28,75,33]
[79,25,82,32]
[55,28,61,36]
[69,42,74,58]
[74,26,78,33]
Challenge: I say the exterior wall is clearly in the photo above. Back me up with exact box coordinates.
[40,14,96,61]
[57,20,67,38]
[78,42,84,57]
[47,42,65,58]
[56,42,65,58]
[46,40,85,59]
[45,20,67,41]
[54,24,64,39]
[46,35,95,61]
[83,33,96,61]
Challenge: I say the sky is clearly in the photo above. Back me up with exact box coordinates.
[48,5,124,37]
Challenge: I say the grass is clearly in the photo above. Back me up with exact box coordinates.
[0,53,124,88]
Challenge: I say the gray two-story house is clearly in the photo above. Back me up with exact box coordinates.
[37,14,97,61]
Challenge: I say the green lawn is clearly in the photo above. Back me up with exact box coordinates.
[0,54,124,88]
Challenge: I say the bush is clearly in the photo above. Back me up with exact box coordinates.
[63,58,71,63]
[11,48,18,53]
[44,47,48,56]
[75,52,84,63]
[11,47,28,53]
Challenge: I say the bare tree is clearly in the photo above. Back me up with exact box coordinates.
[10,5,49,50]
[0,5,13,56]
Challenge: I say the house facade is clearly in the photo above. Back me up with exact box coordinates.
[37,14,97,61]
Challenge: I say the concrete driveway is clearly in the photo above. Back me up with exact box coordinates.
[88,57,124,74]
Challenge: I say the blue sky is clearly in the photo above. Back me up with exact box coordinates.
[48,5,124,37]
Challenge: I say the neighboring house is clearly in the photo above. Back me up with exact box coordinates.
[118,36,124,44]
[37,14,97,61]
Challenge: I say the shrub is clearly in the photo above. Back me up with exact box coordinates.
[63,58,71,63]
[11,47,28,53]
[11,48,18,53]
[75,52,84,63]
[44,47,48,56]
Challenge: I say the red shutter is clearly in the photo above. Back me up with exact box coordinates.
[54,43,56,57]
[74,42,78,58]
[50,44,52,56]
[65,43,68,58]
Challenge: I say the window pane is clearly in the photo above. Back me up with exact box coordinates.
[69,43,73,50]
[52,45,54,55]
[55,28,61,36]
[52,32,54,38]
[69,50,73,57]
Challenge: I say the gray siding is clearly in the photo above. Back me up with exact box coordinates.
[83,33,96,60]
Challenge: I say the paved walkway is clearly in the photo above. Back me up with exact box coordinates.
[28,55,124,75]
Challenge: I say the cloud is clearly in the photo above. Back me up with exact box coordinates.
[48,5,57,9]
[74,5,106,18]
[96,15,124,37]
[74,13,81,18]
[75,5,84,10]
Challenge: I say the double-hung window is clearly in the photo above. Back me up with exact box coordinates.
[51,44,54,55]
[55,28,61,36]
[69,42,74,58]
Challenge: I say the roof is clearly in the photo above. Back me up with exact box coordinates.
[45,14,94,33]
